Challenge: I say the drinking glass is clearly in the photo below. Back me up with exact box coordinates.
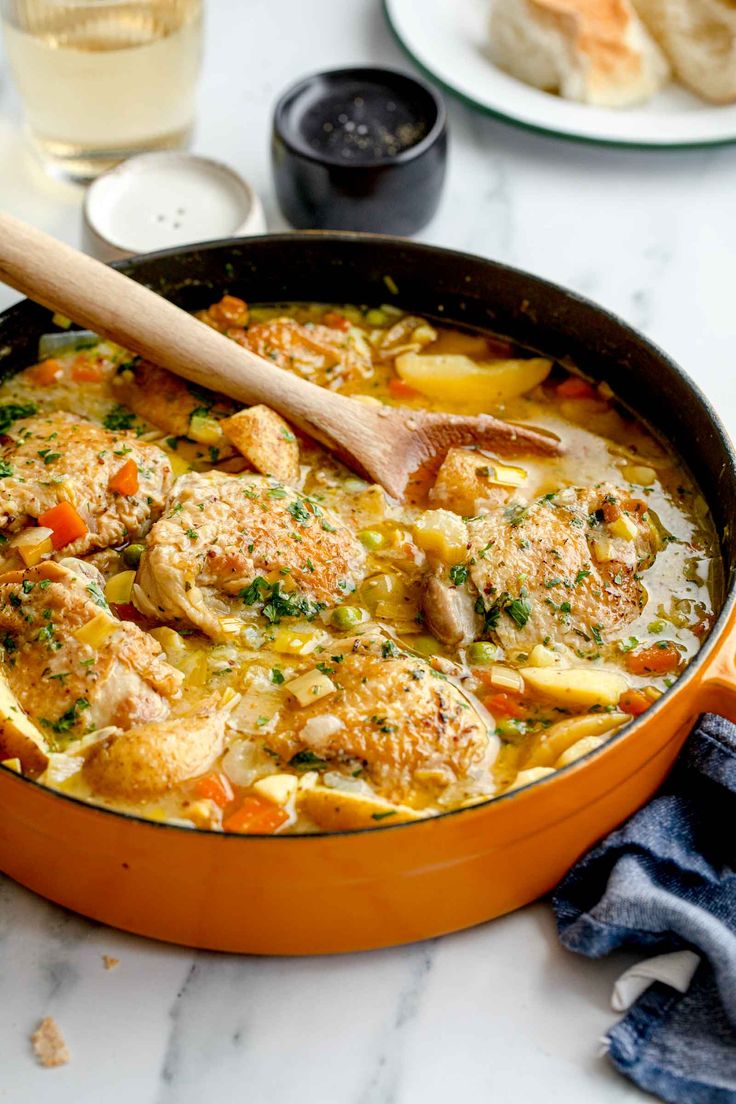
[1,0,203,181]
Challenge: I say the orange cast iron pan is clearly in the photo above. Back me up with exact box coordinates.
[0,233,734,955]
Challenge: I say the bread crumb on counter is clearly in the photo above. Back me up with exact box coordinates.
[31,1017,70,1068]
[102,955,120,970]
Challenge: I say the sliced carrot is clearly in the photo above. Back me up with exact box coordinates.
[31,358,64,385]
[322,311,351,331]
[222,795,288,835]
[484,692,527,719]
[619,689,652,717]
[71,357,103,383]
[556,376,597,400]
[108,458,139,496]
[37,501,88,549]
[194,772,234,809]
[109,602,145,624]
[210,295,249,328]
[388,377,419,399]
[625,642,681,676]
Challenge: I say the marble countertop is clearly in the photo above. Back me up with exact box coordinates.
[1,1,734,1101]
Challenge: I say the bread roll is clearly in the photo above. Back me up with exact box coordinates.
[631,0,736,103]
[490,0,671,108]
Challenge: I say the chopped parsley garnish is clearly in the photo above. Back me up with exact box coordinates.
[41,697,89,736]
[0,402,37,434]
[288,499,311,525]
[37,448,61,465]
[103,404,137,432]
[480,589,533,632]
[0,460,13,478]
[449,563,469,586]
[86,582,108,608]
[239,576,323,623]
[37,623,56,646]
[240,576,269,605]
[504,503,529,527]
[271,668,285,685]
[289,749,328,770]
[506,590,532,628]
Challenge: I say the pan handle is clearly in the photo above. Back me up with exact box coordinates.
[695,608,736,724]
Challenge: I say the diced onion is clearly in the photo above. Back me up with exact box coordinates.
[10,527,54,567]
[488,665,525,693]
[301,714,344,748]
[38,330,98,359]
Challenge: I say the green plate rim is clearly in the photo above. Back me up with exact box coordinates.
[382,0,736,152]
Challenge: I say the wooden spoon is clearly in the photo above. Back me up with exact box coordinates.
[0,213,561,500]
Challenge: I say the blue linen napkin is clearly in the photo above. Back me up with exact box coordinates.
[552,712,736,1104]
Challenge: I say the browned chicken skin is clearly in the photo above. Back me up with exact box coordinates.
[267,636,495,805]
[467,483,660,651]
[0,560,182,744]
[83,700,228,800]
[111,359,236,441]
[0,411,172,563]
[134,471,366,638]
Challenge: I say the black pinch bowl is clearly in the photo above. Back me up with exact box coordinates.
[271,67,448,234]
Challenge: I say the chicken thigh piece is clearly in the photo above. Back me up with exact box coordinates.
[111,359,236,440]
[467,484,660,652]
[267,635,496,805]
[83,700,229,801]
[134,471,366,638]
[0,560,182,746]
[0,411,172,563]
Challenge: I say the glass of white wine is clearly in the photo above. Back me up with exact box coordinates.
[1,0,203,181]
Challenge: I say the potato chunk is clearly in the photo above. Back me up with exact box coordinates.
[412,509,468,562]
[298,784,424,831]
[0,672,48,775]
[521,711,630,769]
[395,353,552,410]
[220,405,300,485]
[519,666,629,708]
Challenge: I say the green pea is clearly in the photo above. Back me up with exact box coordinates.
[365,308,388,326]
[467,641,498,665]
[358,529,385,551]
[648,620,666,635]
[122,543,145,568]
[331,606,365,630]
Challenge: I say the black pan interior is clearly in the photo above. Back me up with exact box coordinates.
[0,233,733,597]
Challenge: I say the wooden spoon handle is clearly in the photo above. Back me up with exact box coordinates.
[0,212,360,444]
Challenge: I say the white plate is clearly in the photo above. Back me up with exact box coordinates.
[384,0,736,148]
